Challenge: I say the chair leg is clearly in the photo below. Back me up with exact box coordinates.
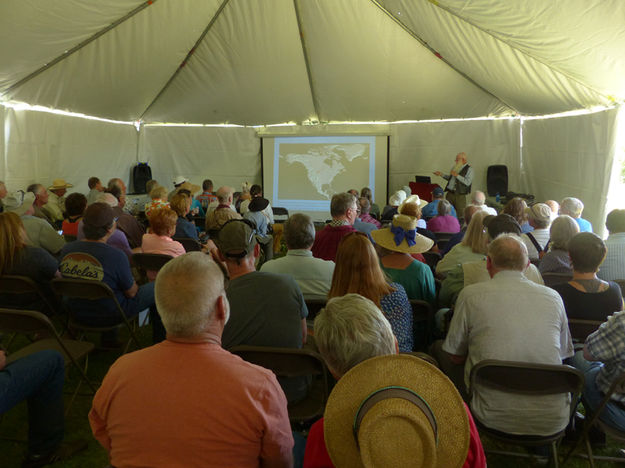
[584,434,595,468]
[552,441,559,468]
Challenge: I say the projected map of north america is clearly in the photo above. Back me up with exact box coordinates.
[280,144,369,199]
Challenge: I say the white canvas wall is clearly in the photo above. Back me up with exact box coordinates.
[521,109,619,236]
[138,125,261,192]
[0,107,137,193]
[388,119,521,202]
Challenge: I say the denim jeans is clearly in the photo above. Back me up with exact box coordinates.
[571,351,625,431]
[0,350,65,455]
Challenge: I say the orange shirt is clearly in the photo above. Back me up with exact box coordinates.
[90,341,293,468]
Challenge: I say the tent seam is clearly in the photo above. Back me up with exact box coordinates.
[293,0,321,123]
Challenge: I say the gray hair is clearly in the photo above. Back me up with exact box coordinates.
[330,192,356,217]
[437,199,452,216]
[149,186,168,200]
[284,213,316,250]
[216,186,233,203]
[471,191,486,206]
[358,197,370,214]
[550,215,579,250]
[560,197,584,218]
[488,234,528,271]
[155,253,226,338]
[314,294,396,377]
[26,183,45,195]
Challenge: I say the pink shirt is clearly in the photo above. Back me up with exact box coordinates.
[427,215,461,233]
[141,233,185,280]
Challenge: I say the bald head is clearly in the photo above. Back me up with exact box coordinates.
[471,191,486,206]
[108,178,127,195]
[216,186,233,204]
[155,252,227,338]
[487,234,528,273]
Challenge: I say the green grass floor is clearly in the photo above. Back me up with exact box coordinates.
[2,327,624,467]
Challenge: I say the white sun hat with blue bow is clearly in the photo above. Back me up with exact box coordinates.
[371,214,434,254]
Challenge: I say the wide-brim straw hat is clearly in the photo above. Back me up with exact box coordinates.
[48,178,73,190]
[399,194,428,211]
[177,181,201,195]
[324,354,470,468]
[371,214,434,253]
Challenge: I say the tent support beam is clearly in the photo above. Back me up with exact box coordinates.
[369,0,519,114]
[4,0,158,96]
[426,0,613,103]
[293,0,321,122]
[139,0,231,121]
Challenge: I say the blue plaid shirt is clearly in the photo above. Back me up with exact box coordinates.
[586,311,625,403]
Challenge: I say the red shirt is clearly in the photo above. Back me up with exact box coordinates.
[311,225,357,261]
[303,403,486,468]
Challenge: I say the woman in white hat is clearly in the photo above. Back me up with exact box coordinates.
[329,233,414,352]
[370,213,436,305]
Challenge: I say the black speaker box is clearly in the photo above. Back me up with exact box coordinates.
[132,162,152,194]
[487,165,508,197]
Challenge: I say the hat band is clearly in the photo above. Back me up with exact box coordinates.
[352,386,438,448]
[390,225,417,247]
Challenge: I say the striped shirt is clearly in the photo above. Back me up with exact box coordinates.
[586,311,625,403]
[598,233,625,281]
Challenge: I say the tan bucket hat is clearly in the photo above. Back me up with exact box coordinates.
[371,214,434,253]
[324,354,470,468]
[177,181,201,195]
[48,178,73,190]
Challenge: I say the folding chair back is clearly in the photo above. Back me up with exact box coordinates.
[410,299,433,351]
[568,318,604,344]
[304,298,327,322]
[51,278,141,351]
[541,272,573,288]
[132,253,173,283]
[434,232,455,251]
[272,207,289,223]
[0,275,57,316]
[422,251,441,273]
[230,345,329,423]
[174,237,202,252]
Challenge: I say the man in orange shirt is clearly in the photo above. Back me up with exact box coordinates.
[89,252,294,468]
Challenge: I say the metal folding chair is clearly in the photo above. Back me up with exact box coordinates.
[173,237,202,252]
[410,299,434,351]
[132,253,173,284]
[469,359,584,467]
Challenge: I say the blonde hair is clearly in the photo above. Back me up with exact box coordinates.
[329,233,394,307]
[0,212,27,275]
[170,193,190,216]
[149,186,168,200]
[148,208,178,236]
[461,210,489,254]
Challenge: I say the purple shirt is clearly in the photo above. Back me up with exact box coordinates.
[77,220,133,259]
[427,215,461,233]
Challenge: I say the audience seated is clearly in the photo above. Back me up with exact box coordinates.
[106,185,145,248]
[215,219,308,403]
[381,189,406,222]
[371,211,436,305]
[60,203,156,347]
[141,208,185,280]
[598,208,625,281]
[398,198,437,246]
[427,199,461,233]
[304,294,486,468]
[86,176,104,205]
[561,197,593,232]
[175,182,204,216]
[357,197,381,228]
[438,234,574,436]
[27,183,57,227]
[78,193,134,259]
[439,214,543,308]
[243,196,274,261]
[441,205,481,256]
[329,232,413,352]
[144,185,170,217]
[469,190,497,215]
[521,203,552,261]
[205,186,241,232]
[261,213,334,300]
[167,175,186,202]
[1,349,86,467]
[572,312,625,434]
[553,232,623,324]
[196,178,218,210]
[360,186,380,220]
[539,215,579,275]
[436,211,489,277]
[311,193,357,261]
[5,190,65,256]
[240,184,274,222]
[0,211,59,312]
[503,196,531,233]
[171,193,199,240]
[46,179,72,223]
[545,199,559,221]
[61,193,87,237]
[89,253,293,467]
[422,186,458,220]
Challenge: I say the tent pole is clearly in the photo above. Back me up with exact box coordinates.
[369,0,518,114]
[293,0,321,122]
[139,0,231,121]
[4,0,158,96]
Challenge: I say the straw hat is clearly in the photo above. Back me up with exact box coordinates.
[371,214,434,253]
[48,178,73,190]
[324,354,469,468]
[388,190,406,206]
[399,194,428,211]
[177,181,201,195]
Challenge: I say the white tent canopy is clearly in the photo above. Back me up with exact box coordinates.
[0,0,624,231]
[2,0,625,124]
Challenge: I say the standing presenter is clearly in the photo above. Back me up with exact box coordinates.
[434,152,473,215]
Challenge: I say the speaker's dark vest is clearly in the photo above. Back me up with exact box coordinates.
[445,164,472,195]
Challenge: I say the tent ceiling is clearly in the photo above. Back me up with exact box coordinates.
[1,0,623,125]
